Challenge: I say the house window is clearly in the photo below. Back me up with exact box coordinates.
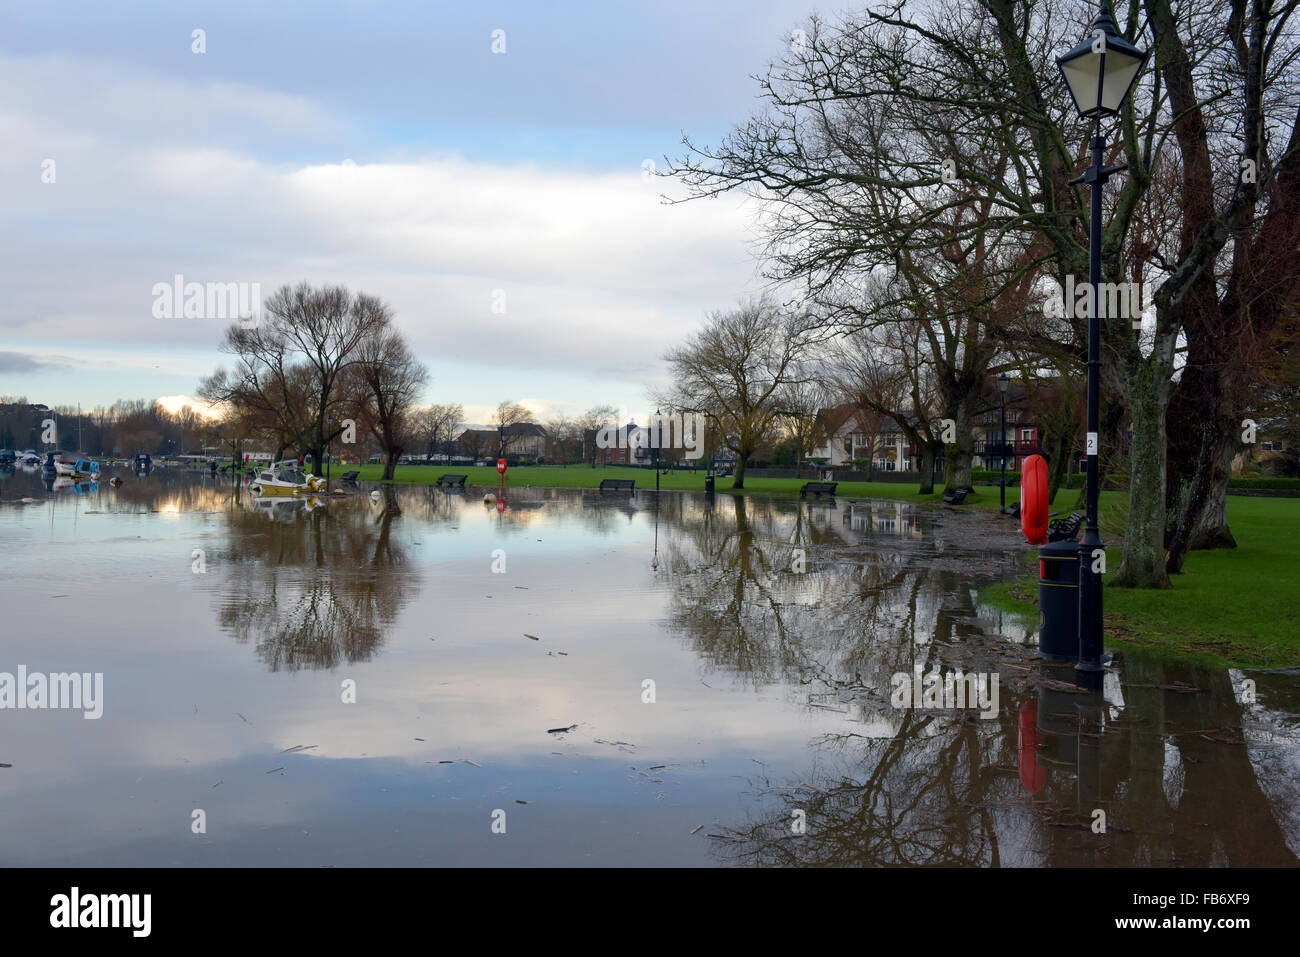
[1021,428,1033,442]
[1263,440,1283,451]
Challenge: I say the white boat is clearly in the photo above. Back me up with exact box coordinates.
[249,460,326,497]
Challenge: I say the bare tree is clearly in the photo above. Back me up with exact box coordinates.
[493,401,531,458]
[418,403,465,461]
[200,282,389,475]
[671,0,1300,586]
[775,375,828,475]
[545,414,580,464]
[577,404,618,465]
[351,323,429,481]
[660,299,814,488]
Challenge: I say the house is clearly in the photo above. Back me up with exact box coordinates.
[456,423,551,462]
[582,422,647,466]
[809,404,913,470]
[973,381,1041,471]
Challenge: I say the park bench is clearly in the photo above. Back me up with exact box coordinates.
[943,488,970,505]
[436,473,468,488]
[340,470,360,484]
[799,481,838,499]
[1047,511,1085,541]
[599,478,635,493]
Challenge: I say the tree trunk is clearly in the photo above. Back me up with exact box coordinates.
[917,443,936,495]
[1111,355,1173,589]
[1165,344,1238,572]
[943,401,973,492]
[732,453,747,489]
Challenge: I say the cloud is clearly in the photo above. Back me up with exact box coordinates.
[0,351,70,373]
[155,395,222,419]
[0,50,766,410]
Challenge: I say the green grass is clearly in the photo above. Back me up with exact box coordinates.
[981,496,1300,668]
[348,462,1128,512]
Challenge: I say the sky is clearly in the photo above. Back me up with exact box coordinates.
[0,0,815,426]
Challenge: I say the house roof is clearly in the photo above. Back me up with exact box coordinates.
[818,403,912,435]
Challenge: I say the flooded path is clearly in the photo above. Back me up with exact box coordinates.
[0,471,1295,866]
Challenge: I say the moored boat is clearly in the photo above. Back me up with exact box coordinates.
[249,460,326,497]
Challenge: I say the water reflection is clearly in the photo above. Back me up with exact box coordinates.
[214,490,418,671]
[1,470,1295,867]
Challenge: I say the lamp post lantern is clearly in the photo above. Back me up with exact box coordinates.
[1056,0,1147,689]
[998,373,1010,514]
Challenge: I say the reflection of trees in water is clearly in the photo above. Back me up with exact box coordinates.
[214,492,419,671]
[656,494,1297,867]
[716,709,1016,867]
[710,656,1298,867]
[659,495,962,693]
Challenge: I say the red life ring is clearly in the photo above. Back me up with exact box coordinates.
[1020,454,1049,545]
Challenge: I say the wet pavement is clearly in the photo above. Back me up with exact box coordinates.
[0,469,1295,866]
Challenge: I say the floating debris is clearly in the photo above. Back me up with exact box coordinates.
[414,737,425,742]
[265,767,284,774]
[281,744,317,754]
[547,724,578,734]
[515,800,528,805]
[524,634,540,640]
[463,760,481,768]
[690,824,704,834]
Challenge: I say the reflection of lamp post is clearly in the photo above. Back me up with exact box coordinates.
[998,373,1010,513]
[1056,0,1147,688]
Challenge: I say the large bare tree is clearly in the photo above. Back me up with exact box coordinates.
[200,282,390,475]
[673,0,1300,587]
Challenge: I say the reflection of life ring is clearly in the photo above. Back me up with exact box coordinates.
[1018,698,1045,794]
[1020,454,1049,545]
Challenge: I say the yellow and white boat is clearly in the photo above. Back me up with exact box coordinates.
[249,460,326,497]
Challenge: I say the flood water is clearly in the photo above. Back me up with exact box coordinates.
[1,469,1296,866]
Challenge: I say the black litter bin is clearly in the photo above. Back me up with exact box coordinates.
[704,474,715,494]
[1037,539,1079,661]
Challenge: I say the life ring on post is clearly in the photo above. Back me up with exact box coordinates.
[1020,454,1049,545]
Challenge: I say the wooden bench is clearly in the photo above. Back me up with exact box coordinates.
[942,488,970,504]
[340,470,360,484]
[435,473,467,488]
[800,481,838,499]
[599,478,635,493]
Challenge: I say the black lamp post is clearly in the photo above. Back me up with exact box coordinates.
[1056,0,1147,689]
[653,408,661,493]
[998,373,1010,513]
